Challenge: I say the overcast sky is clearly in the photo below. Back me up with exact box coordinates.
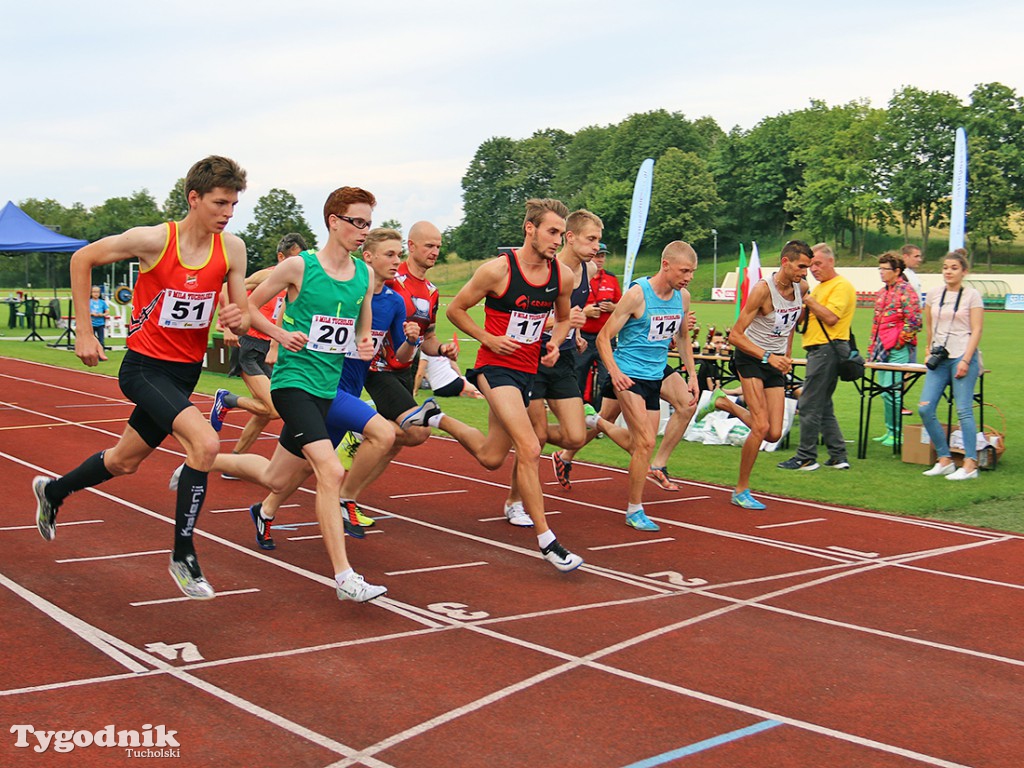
[2,0,1020,238]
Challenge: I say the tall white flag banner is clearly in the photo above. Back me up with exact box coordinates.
[949,127,968,252]
[622,158,654,287]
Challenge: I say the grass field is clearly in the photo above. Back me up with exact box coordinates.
[2,265,1020,534]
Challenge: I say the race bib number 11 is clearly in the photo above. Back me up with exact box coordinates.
[308,315,354,354]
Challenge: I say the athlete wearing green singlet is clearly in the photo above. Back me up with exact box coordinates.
[271,249,369,399]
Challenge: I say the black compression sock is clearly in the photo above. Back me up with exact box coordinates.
[223,392,240,408]
[47,452,114,504]
[173,465,208,560]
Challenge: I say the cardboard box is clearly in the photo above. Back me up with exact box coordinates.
[902,424,938,465]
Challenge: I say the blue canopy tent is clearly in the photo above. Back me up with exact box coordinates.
[0,201,88,340]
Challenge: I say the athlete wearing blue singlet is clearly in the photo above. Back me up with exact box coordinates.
[596,242,698,533]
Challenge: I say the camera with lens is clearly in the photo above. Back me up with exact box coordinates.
[925,344,949,370]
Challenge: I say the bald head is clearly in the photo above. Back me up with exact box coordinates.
[407,220,442,276]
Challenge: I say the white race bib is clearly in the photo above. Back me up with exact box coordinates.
[506,311,545,343]
[647,313,681,342]
[307,315,354,354]
[158,290,216,329]
[346,328,386,359]
[772,306,802,337]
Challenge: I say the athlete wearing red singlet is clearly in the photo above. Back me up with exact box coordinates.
[127,221,228,362]
[445,198,585,574]
[31,156,250,602]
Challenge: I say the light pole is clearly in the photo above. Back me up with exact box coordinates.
[711,229,718,298]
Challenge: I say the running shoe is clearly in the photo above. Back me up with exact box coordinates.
[249,502,275,550]
[730,489,766,510]
[341,500,365,539]
[504,501,533,527]
[32,475,58,541]
[169,463,183,491]
[541,539,584,572]
[776,456,819,471]
[336,572,387,603]
[823,457,851,470]
[210,389,232,432]
[625,509,660,531]
[337,430,360,470]
[168,553,216,600]
[341,500,375,527]
[646,466,681,491]
[695,388,726,422]
[400,398,442,429]
[221,472,239,480]
[551,450,572,490]
[880,434,895,447]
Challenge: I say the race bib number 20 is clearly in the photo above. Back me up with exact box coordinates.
[159,290,216,329]
[307,315,354,354]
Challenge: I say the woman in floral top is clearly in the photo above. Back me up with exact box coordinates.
[869,252,922,446]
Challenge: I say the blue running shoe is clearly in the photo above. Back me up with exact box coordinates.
[730,489,766,510]
[625,509,660,531]
[210,389,232,432]
[249,503,275,550]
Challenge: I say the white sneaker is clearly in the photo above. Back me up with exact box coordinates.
[336,572,387,603]
[540,539,584,572]
[922,462,956,477]
[504,501,533,527]
[168,554,215,600]
[946,467,978,481]
[169,463,184,491]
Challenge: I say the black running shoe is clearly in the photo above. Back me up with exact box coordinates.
[248,503,276,550]
[341,500,365,539]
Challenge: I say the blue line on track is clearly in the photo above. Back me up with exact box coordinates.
[621,720,782,767]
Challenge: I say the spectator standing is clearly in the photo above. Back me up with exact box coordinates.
[777,243,856,472]
[89,285,109,349]
[868,253,921,446]
[919,250,984,481]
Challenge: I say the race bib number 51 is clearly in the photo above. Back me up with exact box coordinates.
[308,315,354,354]
[159,290,216,329]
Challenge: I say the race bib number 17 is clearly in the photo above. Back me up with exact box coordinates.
[506,311,545,343]
[159,290,216,329]
[307,315,354,354]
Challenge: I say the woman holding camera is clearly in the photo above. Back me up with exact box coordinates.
[919,250,984,480]
[869,253,922,446]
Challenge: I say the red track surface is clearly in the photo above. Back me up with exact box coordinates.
[1,357,1021,767]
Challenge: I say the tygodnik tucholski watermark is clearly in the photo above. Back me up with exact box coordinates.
[10,723,180,757]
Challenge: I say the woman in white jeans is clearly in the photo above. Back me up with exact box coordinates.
[918,250,984,481]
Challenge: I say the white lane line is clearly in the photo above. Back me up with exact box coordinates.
[828,546,880,558]
[57,549,170,563]
[210,504,301,515]
[559,477,614,484]
[641,496,710,506]
[385,561,488,576]
[287,534,323,542]
[588,537,676,551]
[757,518,828,529]
[389,489,468,500]
[130,588,261,607]
[478,511,561,522]
[0,519,104,532]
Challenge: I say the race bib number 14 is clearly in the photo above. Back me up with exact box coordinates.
[647,313,681,342]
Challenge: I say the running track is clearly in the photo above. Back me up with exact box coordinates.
[1,357,1021,767]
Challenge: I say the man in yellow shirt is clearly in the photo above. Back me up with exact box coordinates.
[778,243,856,471]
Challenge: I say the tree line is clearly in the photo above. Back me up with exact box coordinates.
[452,83,1024,264]
[6,82,1022,289]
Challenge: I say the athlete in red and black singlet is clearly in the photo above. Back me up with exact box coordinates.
[474,249,561,374]
[127,221,228,363]
[247,280,285,342]
[371,262,440,372]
